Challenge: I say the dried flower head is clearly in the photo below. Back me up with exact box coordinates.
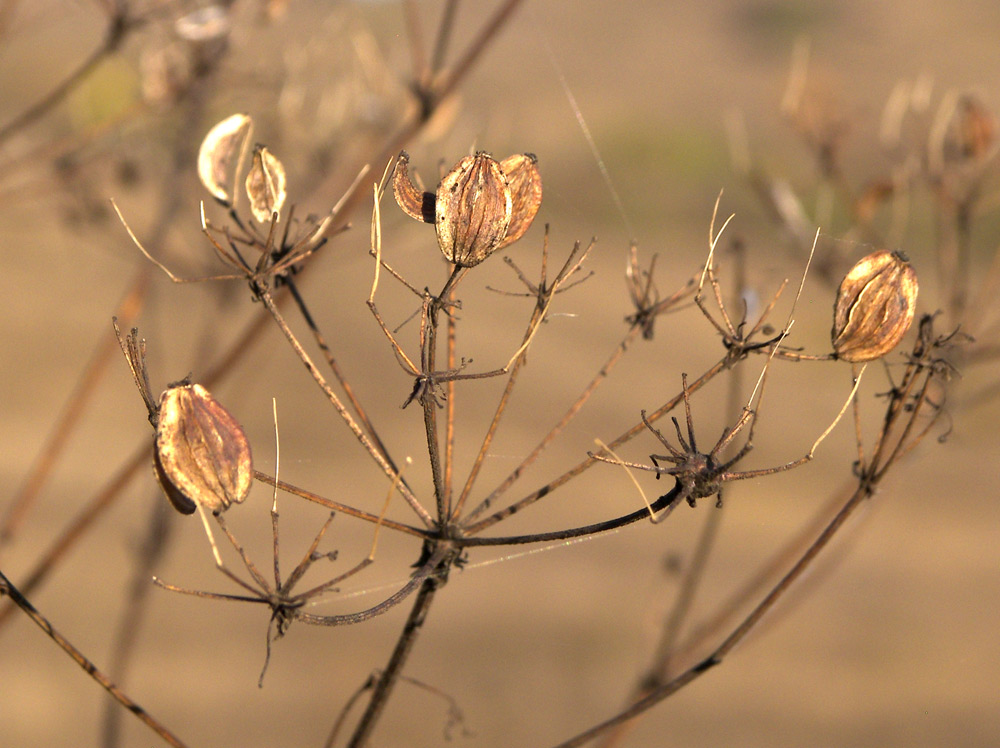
[832,250,918,362]
[245,144,287,223]
[154,383,253,515]
[393,150,542,267]
[197,113,253,205]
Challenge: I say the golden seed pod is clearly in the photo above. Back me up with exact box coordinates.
[154,383,253,515]
[245,144,287,223]
[392,151,542,267]
[197,113,253,205]
[435,152,512,267]
[497,153,542,249]
[832,250,918,363]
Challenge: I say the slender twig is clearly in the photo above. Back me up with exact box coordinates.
[0,568,189,748]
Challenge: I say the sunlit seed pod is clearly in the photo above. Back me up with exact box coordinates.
[197,113,253,205]
[245,145,287,223]
[435,152,512,267]
[497,153,542,249]
[154,383,253,515]
[392,151,435,223]
[832,250,918,363]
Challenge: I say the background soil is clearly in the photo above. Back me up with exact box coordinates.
[1,1,998,747]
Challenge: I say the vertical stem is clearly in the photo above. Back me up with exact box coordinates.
[346,558,446,748]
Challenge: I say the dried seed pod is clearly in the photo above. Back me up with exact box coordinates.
[832,250,918,362]
[154,383,253,514]
[392,151,435,223]
[435,152,512,267]
[245,144,287,223]
[498,153,542,249]
[197,113,253,205]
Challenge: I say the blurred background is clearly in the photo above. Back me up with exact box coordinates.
[1,1,998,746]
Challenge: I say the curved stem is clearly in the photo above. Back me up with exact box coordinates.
[462,358,728,536]
[457,484,682,547]
[297,546,452,628]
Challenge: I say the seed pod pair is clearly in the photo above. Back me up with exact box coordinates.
[154,383,253,515]
[393,150,542,267]
[832,250,919,362]
[197,113,287,222]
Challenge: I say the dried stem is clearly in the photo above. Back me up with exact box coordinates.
[0,568,189,748]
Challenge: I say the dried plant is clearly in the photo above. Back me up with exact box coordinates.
[0,4,996,748]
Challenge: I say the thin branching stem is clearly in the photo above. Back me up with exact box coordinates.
[463,322,642,523]
[255,287,436,528]
[283,276,407,488]
[252,472,432,533]
[462,358,729,536]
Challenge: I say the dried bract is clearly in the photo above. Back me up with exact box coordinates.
[498,153,542,249]
[392,152,435,223]
[197,113,253,205]
[245,145,287,223]
[435,152,512,267]
[832,250,919,362]
[154,383,253,515]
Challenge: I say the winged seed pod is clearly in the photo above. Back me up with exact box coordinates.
[435,152,511,267]
[245,144,287,222]
[497,153,542,249]
[197,113,253,205]
[393,150,542,267]
[154,383,253,514]
[832,250,918,363]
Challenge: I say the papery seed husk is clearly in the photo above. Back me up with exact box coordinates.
[152,448,197,515]
[155,383,253,514]
[832,250,918,363]
[435,153,512,267]
[392,151,435,223]
[197,113,253,205]
[498,153,542,249]
[245,145,287,223]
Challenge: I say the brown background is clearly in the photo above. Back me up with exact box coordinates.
[1,1,998,747]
